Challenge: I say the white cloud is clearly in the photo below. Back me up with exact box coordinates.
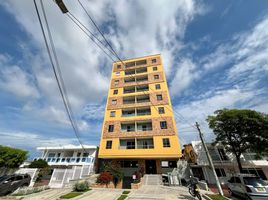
[0,57,40,99]
[175,87,264,144]
[170,58,199,97]
[0,0,206,133]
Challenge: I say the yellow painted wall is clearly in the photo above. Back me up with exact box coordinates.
[99,54,181,158]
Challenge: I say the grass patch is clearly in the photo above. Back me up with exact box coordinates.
[207,194,229,200]
[60,192,83,199]
[122,191,130,195]
[117,194,128,200]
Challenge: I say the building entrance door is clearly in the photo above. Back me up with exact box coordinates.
[145,160,157,174]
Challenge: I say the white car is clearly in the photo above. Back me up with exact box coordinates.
[227,174,268,200]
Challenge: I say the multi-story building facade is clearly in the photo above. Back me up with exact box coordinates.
[98,54,181,177]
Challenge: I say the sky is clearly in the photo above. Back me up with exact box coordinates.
[0,0,268,158]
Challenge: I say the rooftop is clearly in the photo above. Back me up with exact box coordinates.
[37,144,97,151]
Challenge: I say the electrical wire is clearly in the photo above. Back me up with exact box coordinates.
[34,0,85,152]
[76,1,197,130]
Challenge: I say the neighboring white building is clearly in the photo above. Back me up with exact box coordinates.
[34,145,97,188]
[35,144,97,166]
[185,141,268,185]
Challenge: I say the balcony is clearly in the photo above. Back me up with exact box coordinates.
[136,95,150,103]
[125,69,135,76]
[119,139,135,149]
[125,59,147,69]
[137,138,154,149]
[136,67,147,74]
[123,86,135,94]
[137,121,152,131]
[121,123,135,132]
[137,108,151,116]
[121,107,151,117]
[121,121,152,132]
[136,75,148,82]
[119,138,154,149]
[124,77,135,83]
[122,109,135,117]
[136,85,149,92]
[35,156,94,165]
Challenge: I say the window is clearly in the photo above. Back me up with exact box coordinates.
[106,141,112,149]
[152,58,157,63]
[113,89,118,95]
[163,138,170,147]
[114,80,119,85]
[156,94,163,101]
[108,125,114,132]
[154,74,159,79]
[153,66,158,71]
[160,121,167,129]
[155,84,161,90]
[110,111,115,117]
[215,168,226,177]
[112,99,117,105]
[158,107,165,114]
[116,72,120,76]
[117,65,121,69]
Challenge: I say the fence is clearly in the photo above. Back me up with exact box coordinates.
[49,164,93,188]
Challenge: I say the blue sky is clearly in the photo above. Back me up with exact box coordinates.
[0,0,268,158]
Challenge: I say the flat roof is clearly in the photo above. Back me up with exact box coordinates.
[113,53,161,63]
[37,144,97,151]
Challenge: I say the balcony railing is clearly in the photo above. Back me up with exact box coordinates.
[34,157,94,164]
[119,144,154,149]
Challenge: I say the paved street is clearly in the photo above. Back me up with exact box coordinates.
[0,185,213,200]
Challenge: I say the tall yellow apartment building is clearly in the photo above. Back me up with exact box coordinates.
[98,54,181,177]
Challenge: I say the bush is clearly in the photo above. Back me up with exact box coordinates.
[29,159,48,168]
[73,181,89,192]
[97,171,113,185]
[104,163,124,187]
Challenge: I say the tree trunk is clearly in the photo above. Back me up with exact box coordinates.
[235,154,243,173]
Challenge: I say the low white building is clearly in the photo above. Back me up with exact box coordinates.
[185,141,268,185]
[34,145,97,188]
[35,144,97,166]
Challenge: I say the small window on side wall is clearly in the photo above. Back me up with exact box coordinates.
[153,66,158,71]
[154,75,159,80]
[106,141,112,149]
[113,90,118,95]
[156,94,163,101]
[115,80,119,85]
[155,84,161,90]
[152,58,157,63]
[108,125,114,132]
[117,65,121,69]
[160,121,167,129]
[163,138,170,147]
[158,107,165,114]
[110,111,116,117]
[112,99,117,105]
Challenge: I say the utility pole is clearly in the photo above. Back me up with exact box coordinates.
[195,122,224,196]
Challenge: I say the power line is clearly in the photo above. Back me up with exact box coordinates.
[75,1,196,129]
[34,0,85,151]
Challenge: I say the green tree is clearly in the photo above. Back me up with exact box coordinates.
[0,145,28,168]
[207,109,268,172]
[29,159,48,168]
